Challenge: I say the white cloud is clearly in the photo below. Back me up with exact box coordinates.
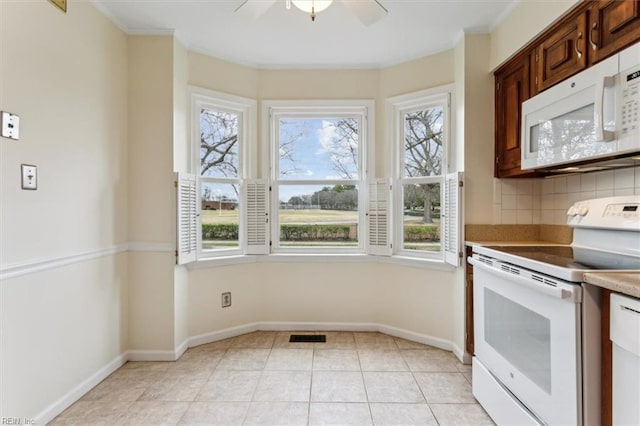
[315,120,339,155]
[305,169,314,176]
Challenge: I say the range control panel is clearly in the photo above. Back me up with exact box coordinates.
[604,203,640,219]
[567,195,640,230]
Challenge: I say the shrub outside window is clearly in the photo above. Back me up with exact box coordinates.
[190,88,256,259]
[265,102,372,254]
[389,88,452,261]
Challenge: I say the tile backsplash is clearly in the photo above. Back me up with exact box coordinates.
[494,166,640,225]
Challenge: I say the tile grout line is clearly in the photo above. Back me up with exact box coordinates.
[396,338,443,425]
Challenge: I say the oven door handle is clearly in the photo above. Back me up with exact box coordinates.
[469,257,572,300]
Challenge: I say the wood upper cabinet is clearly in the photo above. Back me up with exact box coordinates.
[494,0,640,178]
[494,54,533,178]
[534,11,588,93]
[589,0,640,64]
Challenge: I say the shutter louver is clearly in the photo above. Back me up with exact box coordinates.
[367,179,392,256]
[444,171,463,266]
[245,179,269,255]
[176,172,198,265]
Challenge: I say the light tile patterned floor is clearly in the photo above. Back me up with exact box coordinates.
[51,331,493,425]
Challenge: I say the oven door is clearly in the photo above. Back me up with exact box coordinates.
[470,256,582,425]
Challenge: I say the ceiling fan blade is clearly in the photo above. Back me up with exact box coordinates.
[235,0,277,20]
[342,0,388,26]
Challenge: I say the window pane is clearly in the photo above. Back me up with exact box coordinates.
[201,182,239,250]
[200,108,239,178]
[279,117,359,180]
[278,184,358,248]
[402,183,441,252]
[404,107,444,177]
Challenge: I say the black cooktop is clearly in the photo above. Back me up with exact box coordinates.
[484,245,640,271]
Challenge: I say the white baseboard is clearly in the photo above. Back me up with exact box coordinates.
[378,324,452,352]
[189,322,261,348]
[452,343,472,364]
[188,321,453,353]
[35,353,127,425]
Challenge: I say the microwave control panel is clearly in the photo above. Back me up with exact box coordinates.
[620,65,640,137]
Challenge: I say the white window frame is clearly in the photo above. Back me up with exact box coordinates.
[387,85,454,263]
[263,100,374,255]
[189,86,257,260]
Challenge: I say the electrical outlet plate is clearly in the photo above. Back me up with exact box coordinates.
[221,292,232,308]
[1,111,20,140]
[21,164,37,190]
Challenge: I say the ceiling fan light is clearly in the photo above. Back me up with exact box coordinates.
[291,0,333,14]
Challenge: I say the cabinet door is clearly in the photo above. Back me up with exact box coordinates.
[589,0,640,65]
[535,12,588,92]
[495,55,531,178]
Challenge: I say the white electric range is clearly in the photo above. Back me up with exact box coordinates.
[469,195,640,425]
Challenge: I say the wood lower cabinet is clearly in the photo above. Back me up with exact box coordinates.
[589,0,640,64]
[465,246,474,355]
[535,11,588,92]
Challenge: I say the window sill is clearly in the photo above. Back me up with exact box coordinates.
[378,255,456,271]
[186,253,456,271]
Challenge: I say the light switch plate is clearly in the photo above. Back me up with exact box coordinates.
[1,111,20,140]
[21,164,37,190]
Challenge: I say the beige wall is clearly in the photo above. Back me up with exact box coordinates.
[184,48,460,351]
[128,36,175,245]
[188,52,259,100]
[461,34,494,225]
[0,0,591,419]
[489,0,579,70]
[379,50,455,176]
[0,1,128,420]
[127,36,180,352]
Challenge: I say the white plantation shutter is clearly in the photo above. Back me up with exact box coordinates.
[176,172,198,265]
[367,179,392,256]
[245,179,269,255]
[443,172,463,266]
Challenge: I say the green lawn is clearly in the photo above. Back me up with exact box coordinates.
[202,209,358,225]
[201,209,440,250]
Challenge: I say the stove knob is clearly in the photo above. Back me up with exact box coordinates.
[567,206,578,216]
[577,205,589,216]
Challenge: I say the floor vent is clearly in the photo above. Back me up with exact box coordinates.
[289,334,326,343]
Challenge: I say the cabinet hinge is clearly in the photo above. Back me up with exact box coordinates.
[496,82,500,91]
[535,53,538,62]
[535,76,538,85]
[458,180,463,188]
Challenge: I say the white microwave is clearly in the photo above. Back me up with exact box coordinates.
[521,43,640,170]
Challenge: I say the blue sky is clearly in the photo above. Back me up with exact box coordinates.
[278,117,358,202]
[200,116,359,203]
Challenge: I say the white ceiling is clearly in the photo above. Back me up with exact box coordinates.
[92,0,517,69]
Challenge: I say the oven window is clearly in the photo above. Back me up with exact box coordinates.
[484,288,552,394]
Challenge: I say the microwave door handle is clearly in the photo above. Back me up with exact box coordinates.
[468,257,573,300]
[595,75,615,142]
